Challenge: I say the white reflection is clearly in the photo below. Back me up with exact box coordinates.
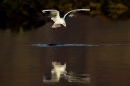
[51,62,67,81]
[65,71,90,83]
[43,61,90,83]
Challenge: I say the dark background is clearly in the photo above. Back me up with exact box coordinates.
[0,0,129,32]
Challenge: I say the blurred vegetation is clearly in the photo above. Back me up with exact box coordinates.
[0,0,130,32]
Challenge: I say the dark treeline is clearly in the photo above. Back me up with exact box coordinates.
[0,0,129,32]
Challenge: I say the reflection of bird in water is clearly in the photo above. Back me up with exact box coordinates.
[43,61,90,83]
[43,62,67,83]
[65,71,90,83]
[51,62,67,81]
[42,9,90,28]
[43,71,90,83]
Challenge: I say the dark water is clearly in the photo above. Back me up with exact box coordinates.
[1,15,130,86]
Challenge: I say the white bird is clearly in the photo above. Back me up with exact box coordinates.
[42,9,90,28]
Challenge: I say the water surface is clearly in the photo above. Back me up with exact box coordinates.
[0,16,130,86]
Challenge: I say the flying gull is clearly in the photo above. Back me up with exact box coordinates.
[42,9,90,28]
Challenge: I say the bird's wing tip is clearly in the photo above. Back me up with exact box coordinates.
[42,10,45,13]
[42,9,59,13]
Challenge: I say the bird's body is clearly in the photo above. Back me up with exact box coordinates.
[52,18,65,28]
[42,9,90,28]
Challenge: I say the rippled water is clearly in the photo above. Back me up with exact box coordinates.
[0,15,130,86]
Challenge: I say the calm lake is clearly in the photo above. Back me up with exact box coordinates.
[1,15,130,86]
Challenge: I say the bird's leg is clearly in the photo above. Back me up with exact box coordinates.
[52,24,60,30]
[52,24,56,28]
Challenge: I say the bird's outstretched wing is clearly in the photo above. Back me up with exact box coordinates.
[63,9,90,19]
[42,9,60,18]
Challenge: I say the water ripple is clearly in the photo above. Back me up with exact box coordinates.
[30,43,130,47]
